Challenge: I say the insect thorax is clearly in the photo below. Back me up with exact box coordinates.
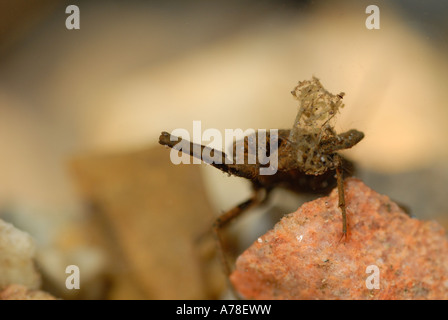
[290,129,336,176]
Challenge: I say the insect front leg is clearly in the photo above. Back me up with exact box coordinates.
[159,131,258,180]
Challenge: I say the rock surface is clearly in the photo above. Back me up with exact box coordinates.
[0,284,56,300]
[230,178,448,299]
[0,219,41,290]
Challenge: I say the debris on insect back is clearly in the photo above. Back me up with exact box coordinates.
[289,77,345,175]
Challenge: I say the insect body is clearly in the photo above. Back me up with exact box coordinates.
[159,77,364,283]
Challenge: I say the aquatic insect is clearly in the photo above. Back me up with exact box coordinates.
[158,77,364,280]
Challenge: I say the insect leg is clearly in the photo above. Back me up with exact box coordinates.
[159,131,228,164]
[213,189,269,296]
[335,155,348,241]
[159,131,257,180]
[213,193,260,276]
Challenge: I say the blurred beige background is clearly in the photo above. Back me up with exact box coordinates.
[0,0,447,299]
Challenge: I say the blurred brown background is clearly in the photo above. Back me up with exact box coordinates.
[0,0,447,299]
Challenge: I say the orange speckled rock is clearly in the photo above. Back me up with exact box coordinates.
[0,284,56,300]
[230,178,448,300]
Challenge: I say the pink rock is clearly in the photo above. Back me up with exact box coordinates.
[230,178,448,299]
